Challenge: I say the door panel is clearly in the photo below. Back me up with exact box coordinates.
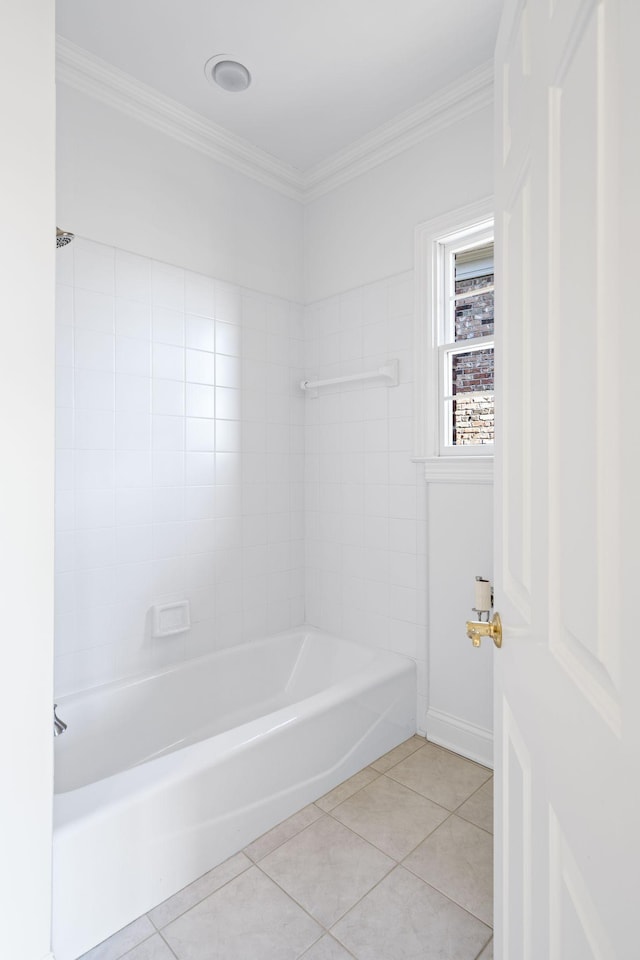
[501,169,533,623]
[502,703,532,960]
[494,0,639,957]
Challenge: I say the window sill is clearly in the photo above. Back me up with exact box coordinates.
[413,456,494,484]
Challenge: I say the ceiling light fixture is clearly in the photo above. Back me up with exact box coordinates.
[205,55,251,93]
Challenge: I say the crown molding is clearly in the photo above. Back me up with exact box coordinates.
[303,61,494,202]
[55,37,306,202]
[56,37,493,204]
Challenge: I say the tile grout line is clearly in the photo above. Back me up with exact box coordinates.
[472,932,494,960]
[448,777,494,836]
[323,785,453,862]
[102,928,161,960]
[314,769,383,814]
[146,855,254,933]
[400,861,494,931]
[91,737,493,958]
[156,927,181,960]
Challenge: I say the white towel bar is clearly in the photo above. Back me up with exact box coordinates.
[300,359,399,394]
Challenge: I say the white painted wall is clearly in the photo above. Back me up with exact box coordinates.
[304,109,494,761]
[57,84,304,303]
[1,3,55,958]
[304,106,494,304]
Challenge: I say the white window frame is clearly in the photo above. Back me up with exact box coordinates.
[413,198,494,484]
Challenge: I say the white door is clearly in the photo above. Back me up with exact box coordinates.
[494,0,640,957]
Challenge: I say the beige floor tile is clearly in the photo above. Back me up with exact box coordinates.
[403,815,493,926]
[315,767,379,812]
[477,939,493,959]
[148,851,251,929]
[244,803,323,862]
[299,935,357,959]
[369,735,425,773]
[162,866,321,960]
[388,742,491,810]
[330,773,449,860]
[79,916,156,960]
[331,865,491,960]
[121,935,175,960]
[259,815,394,927]
[458,778,494,834]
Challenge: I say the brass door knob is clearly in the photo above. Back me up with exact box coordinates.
[466,612,502,648]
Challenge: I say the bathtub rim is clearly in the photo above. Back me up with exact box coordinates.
[54,625,416,833]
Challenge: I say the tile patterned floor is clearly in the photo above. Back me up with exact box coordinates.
[79,737,494,960]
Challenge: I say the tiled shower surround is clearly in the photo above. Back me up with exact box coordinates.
[54,239,305,695]
[303,273,427,723]
[54,241,424,712]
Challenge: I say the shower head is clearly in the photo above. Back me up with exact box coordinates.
[56,228,74,249]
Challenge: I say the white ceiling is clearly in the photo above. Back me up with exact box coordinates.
[56,0,502,172]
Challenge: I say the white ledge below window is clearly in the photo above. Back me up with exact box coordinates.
[413,456,494,484]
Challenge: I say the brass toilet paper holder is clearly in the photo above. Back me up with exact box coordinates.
[466,612,502,648]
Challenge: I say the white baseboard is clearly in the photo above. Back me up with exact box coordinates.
[425,707,493,769]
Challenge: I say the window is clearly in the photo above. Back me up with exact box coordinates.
[414,199,494,483]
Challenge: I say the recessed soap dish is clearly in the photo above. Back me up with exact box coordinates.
[152,600,191,638]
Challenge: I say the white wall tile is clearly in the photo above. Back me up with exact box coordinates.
[185,518,216,555]
[215,420,242,451]
[186,452,215,486]
[115,250,150,302]
[152,486,185,523]
[154,378,185,416]
[186,417,215,452]
[186,348,215,385]
[55,367,74,408]
[185,272,215,318]
[116,336,151,377]
[55,324,74,367]
[185,485,216,520]
[151,261,184,311]
[55,489,75,531]
[215,354,241,388]
[75,489,115,529]
[75,566,117,608]
[215,281,241,324]
[75,450,114,489]
[153,522,185,560]
[116,451,152,488]
[216,320,241,356]
[116,412,151,451]
[74,288,114,334]
[75,330,115,373]
[74,409,114,450]
[185,383,214,418]
[152,415,185,451]
[303,271,425,724]
[153,306,184,346]
[75,369,114,411]
[116,488,153,526]
[153,342,184,381]
[215,387,241,420]
[152,451,184,487]
[74,239,115,295]
[56,244,74,287]
[186,315,215,352]
[55,244,305,695]
[116,298,151,340]
[115,374,151,413]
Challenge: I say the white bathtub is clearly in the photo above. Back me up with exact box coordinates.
[52,627,416,960]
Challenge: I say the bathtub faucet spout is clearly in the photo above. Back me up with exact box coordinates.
[53,703,67,737]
